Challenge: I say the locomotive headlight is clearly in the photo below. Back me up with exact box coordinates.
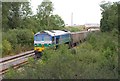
[34,44,37,46]
[35,44,39,46]
[36,48,39,51]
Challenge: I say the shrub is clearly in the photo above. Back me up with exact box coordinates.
[16,29,34,46]
[2,29,34,56]
[4,29,18,49]
[86,33,97,48]
[2,39,12,56]
[3,67,20,79]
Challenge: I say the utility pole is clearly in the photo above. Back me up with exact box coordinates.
[71,12,73,26]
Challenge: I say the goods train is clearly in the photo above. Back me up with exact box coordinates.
[34,29,98,58]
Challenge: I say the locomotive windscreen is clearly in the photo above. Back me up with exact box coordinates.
[34,34,42,41]
[34,33,50,41]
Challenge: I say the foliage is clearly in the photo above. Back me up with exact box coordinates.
[2,0,119,78]
[2,1,32,31]
[37,0,54,28]
[37,0,65,30]
[3,29,18,49]
[2,2,11,31]
[2,29,34,56]
[4,31,118,79]
[49,14,65,29]
[4,67,20,79]
[16,29,34,46]
[2,0,65,57]
[100,1,119,32]
[2,39,12,56]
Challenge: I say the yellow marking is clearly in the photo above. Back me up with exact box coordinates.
[34,47,45,52]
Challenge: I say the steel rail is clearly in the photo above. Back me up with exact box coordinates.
[0,50,34,63]
[0,50,35,76]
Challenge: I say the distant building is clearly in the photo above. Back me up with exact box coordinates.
[84,23,100,31]
[85,23,100,28]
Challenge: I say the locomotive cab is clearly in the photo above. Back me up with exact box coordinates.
[34,32,53,58]
[34,30,71,58]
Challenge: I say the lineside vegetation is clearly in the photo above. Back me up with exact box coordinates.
[4,30,118,79]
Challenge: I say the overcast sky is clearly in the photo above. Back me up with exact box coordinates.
[30,0,119,26]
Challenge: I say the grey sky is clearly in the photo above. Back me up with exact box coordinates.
[30,0,119,25]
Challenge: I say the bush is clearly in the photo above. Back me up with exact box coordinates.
[2,29,34,56]
[2,39,12,56]
[4,29,34,47]
[16,29,34,46]
[4,67,20,79]
[3,29,18,49]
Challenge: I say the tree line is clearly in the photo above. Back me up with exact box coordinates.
[2,0,65,32]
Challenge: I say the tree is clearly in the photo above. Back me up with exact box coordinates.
[36,0,65,30]
[100,1,118,32]
[49,14,65,29]
[19,2,33,29]
[2,1,32,31]
[37,0,54,29]
[7,2,21,29]
[0,1,1,29]
[2,2,11,31]
[20,2,32,18]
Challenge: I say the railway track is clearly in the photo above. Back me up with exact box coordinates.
[0,50,35,77]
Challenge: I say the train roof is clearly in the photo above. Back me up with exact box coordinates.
[34,30,71,36]
[44,30,71,36]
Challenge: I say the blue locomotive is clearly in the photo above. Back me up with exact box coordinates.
[34,30,71,57]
